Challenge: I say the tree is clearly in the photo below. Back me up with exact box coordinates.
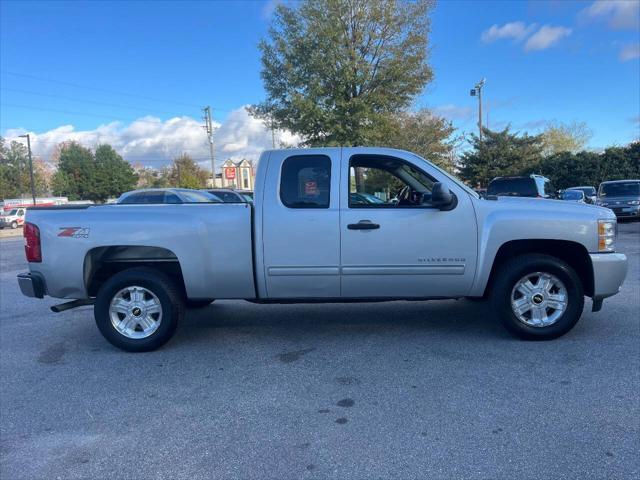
[168,154,208,189]
[381,109,459,172]
[540,121,592,157]
[529,151,600,189]
[93,145,137,200]
[251,0,434,146]
[51,142,96,200]
[51,142,137,202]
[458,127,544,187]
[0,137,49,199]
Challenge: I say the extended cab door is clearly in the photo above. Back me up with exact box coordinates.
[260,149,341,298]
[339,148,478,298]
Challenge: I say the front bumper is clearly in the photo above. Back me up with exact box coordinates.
[590,253,628,300]
[17,272,45,299]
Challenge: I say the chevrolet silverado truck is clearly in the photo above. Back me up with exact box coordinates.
[17,148,628,351]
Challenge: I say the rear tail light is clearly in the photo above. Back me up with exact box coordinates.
[24,222,42,262]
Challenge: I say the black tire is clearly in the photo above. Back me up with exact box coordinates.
[94,267,184,352]
[186,299,215,309]
[492,253,584,340]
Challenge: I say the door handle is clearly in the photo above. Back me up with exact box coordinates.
[347,220,380,230]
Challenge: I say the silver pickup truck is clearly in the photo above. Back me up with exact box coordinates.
[18,147,628,351]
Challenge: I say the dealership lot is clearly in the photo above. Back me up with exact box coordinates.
[1,222,638,479]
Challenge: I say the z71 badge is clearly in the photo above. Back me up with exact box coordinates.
[58,227,90,238]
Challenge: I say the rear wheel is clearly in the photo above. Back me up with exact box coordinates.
[94,267,184,352]
[492,254,584,340]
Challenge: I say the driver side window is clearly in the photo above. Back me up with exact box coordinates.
[348,155,435,208]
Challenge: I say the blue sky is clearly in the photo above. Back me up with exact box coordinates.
[1,0,639,166]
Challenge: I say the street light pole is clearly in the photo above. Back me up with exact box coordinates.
[470,78,486,141]
[18,134,37,205]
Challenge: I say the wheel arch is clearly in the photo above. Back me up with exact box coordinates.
[482,239,594,298]
[84,245,186,297]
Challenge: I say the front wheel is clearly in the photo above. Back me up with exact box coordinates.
[94,267,184,352]
[492,254,584,340]
[11,221,17,229]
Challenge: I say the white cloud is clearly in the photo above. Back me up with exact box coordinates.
[3,107,302,170]
[580,0,640,30]
[619,42,640,61]
[481,21,536,43]
[524,25,572,51]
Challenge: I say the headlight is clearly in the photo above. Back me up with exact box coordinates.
[628,200,640,206]
[598,219,617,252]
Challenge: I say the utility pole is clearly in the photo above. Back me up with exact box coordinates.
[18,134,36,205]
[202,106,216,187]
[470,78,486,141]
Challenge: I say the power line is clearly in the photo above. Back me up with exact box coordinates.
[2,70,202,109]
[2,102,183,126]
[0,87,195,117]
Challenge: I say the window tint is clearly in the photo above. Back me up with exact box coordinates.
[349,155,435,208]
[487,178,537,197]
[144,191,166,203]
[120,192,148,204]
[600,182,640,197]
[210,191,242,203]
[176,190,220,203]
[280,155,331,208]
[165,193,181,204]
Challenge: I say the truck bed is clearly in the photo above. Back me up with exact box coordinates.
[25,203,256,300]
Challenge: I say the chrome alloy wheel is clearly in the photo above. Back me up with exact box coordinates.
[109,286,162,339]
[510,272,568,327]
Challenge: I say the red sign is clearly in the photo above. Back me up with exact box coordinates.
[224,168,236,180]
[304,181,319,196]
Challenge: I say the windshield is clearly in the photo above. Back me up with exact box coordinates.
[562,190,583,200]
[599,182,640,197]
[571,187,595,196]
[177,190,221,202]
[409,153,479,198]
[6,209,18,215]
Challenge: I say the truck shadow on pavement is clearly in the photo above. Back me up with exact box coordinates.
[176,298,510,348]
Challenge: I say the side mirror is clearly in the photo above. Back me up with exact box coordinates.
[430,182,455,210]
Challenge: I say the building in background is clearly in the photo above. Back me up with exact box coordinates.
[219,159,256,190]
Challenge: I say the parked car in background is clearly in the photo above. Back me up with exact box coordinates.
[204,189,248,203]
[487,175,556,199]
[597,180,640,219]
[566,186,597,204]
[236,190,254,203]
[117,188,222,204]
[560,189,586,203]
[0,207,26,229]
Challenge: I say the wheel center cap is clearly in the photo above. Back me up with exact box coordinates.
[532,294,544,305]
[132,307,142,317]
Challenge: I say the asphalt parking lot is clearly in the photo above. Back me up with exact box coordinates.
[1,222,638,479]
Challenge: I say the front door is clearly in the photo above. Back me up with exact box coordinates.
[340,149,478,298]
[261,149,341,298]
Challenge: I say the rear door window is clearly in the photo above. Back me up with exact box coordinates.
[280,155,331,208]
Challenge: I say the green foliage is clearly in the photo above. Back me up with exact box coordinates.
[52,142,137,202]
[529,142,639,189]
[380,109,458,172]
[0,137,50,200]
[458,127,544,187]
[168,154,208,189]
[540,121,593,157]
[94,145,137,200]
[252,0,434,146]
